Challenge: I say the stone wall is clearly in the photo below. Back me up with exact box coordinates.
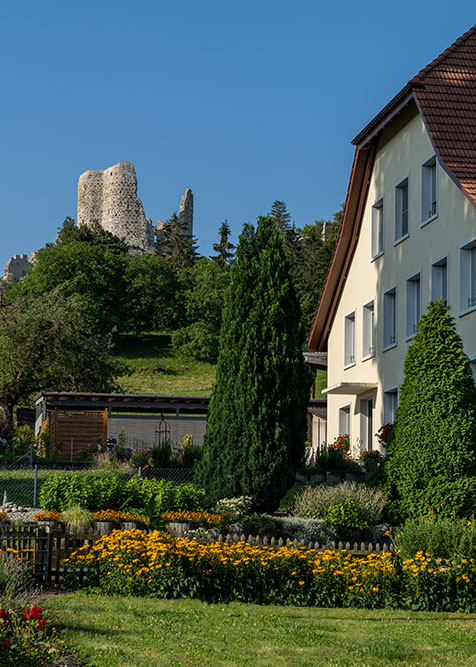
[2,254,31,282]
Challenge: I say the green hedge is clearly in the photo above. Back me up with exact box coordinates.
[39,473,206,517]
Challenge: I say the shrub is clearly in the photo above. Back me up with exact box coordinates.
[279,482,305,511]
[130,449,150,469]
[325,497,367,540]
[383,301,476,519]
[360,450,383,473]
[394,513,476,559]
[311,445,344,473]
[180,442,202,468]
[292,482,386,526]
[39,472,206,515]
[149,442,172,468]
[215,496,252,521]
[281,517,337,544]
[244,513,282,538]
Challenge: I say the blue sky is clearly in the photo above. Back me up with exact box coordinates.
[1,1,475,271]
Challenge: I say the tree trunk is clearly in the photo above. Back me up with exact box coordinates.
[0,403,14,439]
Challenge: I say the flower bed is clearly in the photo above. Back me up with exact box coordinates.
[0,604,66,665]
[93,510,149,524]
[62,529,476,611]
[33,510,61,522]
[161,510,223,526]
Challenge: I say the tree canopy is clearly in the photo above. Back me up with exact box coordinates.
[0,289,125,437]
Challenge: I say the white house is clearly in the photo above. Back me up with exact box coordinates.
[308,25,476,455]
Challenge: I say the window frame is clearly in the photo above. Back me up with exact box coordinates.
[421,154,438,227]
[344,309,356,369]
[459,237,476,316]
[362,298,375,361]
[371,197,384,260]
[431,254,448,305]
[405,271,421,341]
[338,403,351,439]
[383,385,399,424]
[394,175,410,244]
[382,284,398,351]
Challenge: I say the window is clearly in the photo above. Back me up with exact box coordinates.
[470,359,476,385]
[383,286,397,349]
[383,388,399,424]
[422,155,437,223]
[362,300,375,359]
[360,398,374,451]
[339,404,350,438]
[344,311,355,367]
[460,239,476,312]
[406,273,421,339]
[371,198,384,258]
[431,257,448,305]
[395,178,409,241]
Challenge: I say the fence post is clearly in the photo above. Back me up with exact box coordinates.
[29,443,33,469]
[70,438,73,463]
[33,465,38,507]
[138,467,142,478]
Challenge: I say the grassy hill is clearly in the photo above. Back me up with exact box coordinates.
[113,333,217,396]
[112,333,327,398]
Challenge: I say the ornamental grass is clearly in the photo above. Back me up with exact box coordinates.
[62,529,476,611]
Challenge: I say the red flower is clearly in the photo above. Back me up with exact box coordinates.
[38,619,47,630]
[0,609,10,623]
[24,606,42,620]
[1,639,10,648]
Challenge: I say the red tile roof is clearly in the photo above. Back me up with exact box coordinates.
[412,24,476,204]
[308,24,476,352]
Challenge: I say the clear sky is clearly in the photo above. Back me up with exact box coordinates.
[1,1,475,271]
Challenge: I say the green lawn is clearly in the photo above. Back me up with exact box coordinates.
[46,593,476,666]
[113,333,216,396]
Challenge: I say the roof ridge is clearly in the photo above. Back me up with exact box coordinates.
[411,24,476,84]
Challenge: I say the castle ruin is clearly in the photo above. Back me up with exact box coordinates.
[77,161,193,252]
[3,161,191,282]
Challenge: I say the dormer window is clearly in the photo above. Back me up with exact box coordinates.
[421,155,438,224]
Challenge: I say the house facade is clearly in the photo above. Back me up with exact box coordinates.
[308,25,476,454]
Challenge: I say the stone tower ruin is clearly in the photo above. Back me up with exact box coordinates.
[77,161,193,252]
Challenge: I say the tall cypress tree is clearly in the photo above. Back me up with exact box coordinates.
[196,216,312,512]
[384,300,476,520]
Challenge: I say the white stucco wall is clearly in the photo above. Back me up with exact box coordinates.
[326,103,476,452]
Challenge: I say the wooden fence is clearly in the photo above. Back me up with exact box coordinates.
[0,523,394,587]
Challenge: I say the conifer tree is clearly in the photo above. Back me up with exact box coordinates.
[211,220,235,268]
[159,212,199,273]
[384,300,476,519]
[196,216,312,512]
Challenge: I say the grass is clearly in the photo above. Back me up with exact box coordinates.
[113,333,216,395]
[46,593,476,666]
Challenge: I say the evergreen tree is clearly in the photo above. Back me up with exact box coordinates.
[383,300,476,520]
[211,220,235,268]
[270,200,291,239]
[159,212,199,273]
[196,217,312,512]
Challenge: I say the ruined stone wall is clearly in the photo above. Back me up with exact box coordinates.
[3,254,31,282]
[77,162,156,251]
[77,161,193,252]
